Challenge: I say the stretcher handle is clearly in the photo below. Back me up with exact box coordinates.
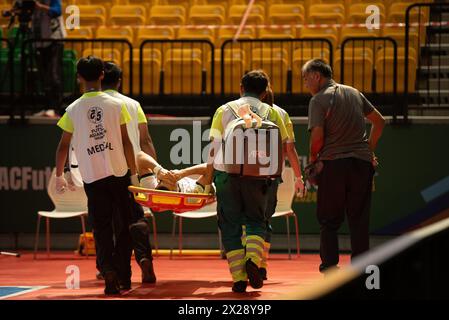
[128,186,150,202]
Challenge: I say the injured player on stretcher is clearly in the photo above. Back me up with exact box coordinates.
[136,151,215,195]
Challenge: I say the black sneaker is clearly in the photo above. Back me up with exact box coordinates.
[232,281,247,293]
[104,271,120,295]
[245,259,263,289]
[319,264,339,274]
[140,259,156,284]
[259,267,267,280]
[119,279,131,291]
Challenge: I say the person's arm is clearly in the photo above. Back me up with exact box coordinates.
[271,108,290,173]
[121,124,136,176]
[309,127,324,163]
[136,151,177,185]
[35,0,62,17]
[307,96,326,164]
[173,163,208,180]
[138,123,157,160]
[55,111,74,193]
[56,131,72,177]
[55,130,72,193]
[202,107,224,185]
[366,108,385,152]
[119,103,137,181]
[136,151,159,175]
[285,142,305,195]
[136,104,157,160]
[201,141,219,186]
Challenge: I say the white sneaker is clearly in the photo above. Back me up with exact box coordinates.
[33,109,56,117]
[33,110,46,116]
[44,109,56,117]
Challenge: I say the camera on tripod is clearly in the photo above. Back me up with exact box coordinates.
[1,0,36,27]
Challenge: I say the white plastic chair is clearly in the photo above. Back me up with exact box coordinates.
[170,201,223,259]
[34,169,89,259]
[271,167,300,259]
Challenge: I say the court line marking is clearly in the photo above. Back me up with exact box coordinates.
[0,286,49,300]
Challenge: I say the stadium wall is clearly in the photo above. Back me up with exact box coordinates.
[0,117,448,238]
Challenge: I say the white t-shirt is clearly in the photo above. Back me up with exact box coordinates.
[104,89,148,157]
[140,175,202,193]
[57,91,131,184]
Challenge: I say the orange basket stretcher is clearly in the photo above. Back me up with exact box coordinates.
[128,186,216,213]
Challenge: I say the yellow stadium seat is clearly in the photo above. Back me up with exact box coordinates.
[96,26,134,44]
[156,0,191,11]
[216,27,256,48]
[122,48,162,95]
[387,3,427,23]
[64,27,94,59]
[251,48,289,94]
[347,0,382,3]
[258,27,296,39]
[308,4,345,25]
[193,0,235,11]
[66,27,94,39]
[228,5,265,25]
[210,48,246,94]
[64,0,90,4]
[125,0,152,12]
[334,48,374,93]
[292,47,331,93]
[149,5,186,25]
[299,27,339,51]
[269,0,316,6]
[178,27,216,44]
[348,3,385,24]
[163,49,206,94]
[384,0,433,11]
[77,5,106,27]
[0,5,12,26]
[82,48,122,66]
[136,27,176,46]
[85,0,115,11]
[340,27,381,45]
[268,4,304,26]
[382,26,422,50]
[327,0,346,3]
[375,47,417,93]
[109,5,147,26]
[188,5,226,25]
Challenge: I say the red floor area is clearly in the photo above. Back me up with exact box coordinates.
[0,252,350,300]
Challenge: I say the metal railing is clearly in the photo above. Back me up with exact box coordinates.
[4,26,446,119]
[139,39,214,96]
[340,37,399,121]
[405,2,449,119]
[0,38,14,121]
[221,38,333,96]
[19,38,133,115]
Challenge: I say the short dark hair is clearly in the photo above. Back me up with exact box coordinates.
[254,69,274,106]
[302,59,333,79]
[77,56,104,81]
[241,70,268,96]
[102,61,122,87]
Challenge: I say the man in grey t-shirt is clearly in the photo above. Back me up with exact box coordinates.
[303,59,385,273]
